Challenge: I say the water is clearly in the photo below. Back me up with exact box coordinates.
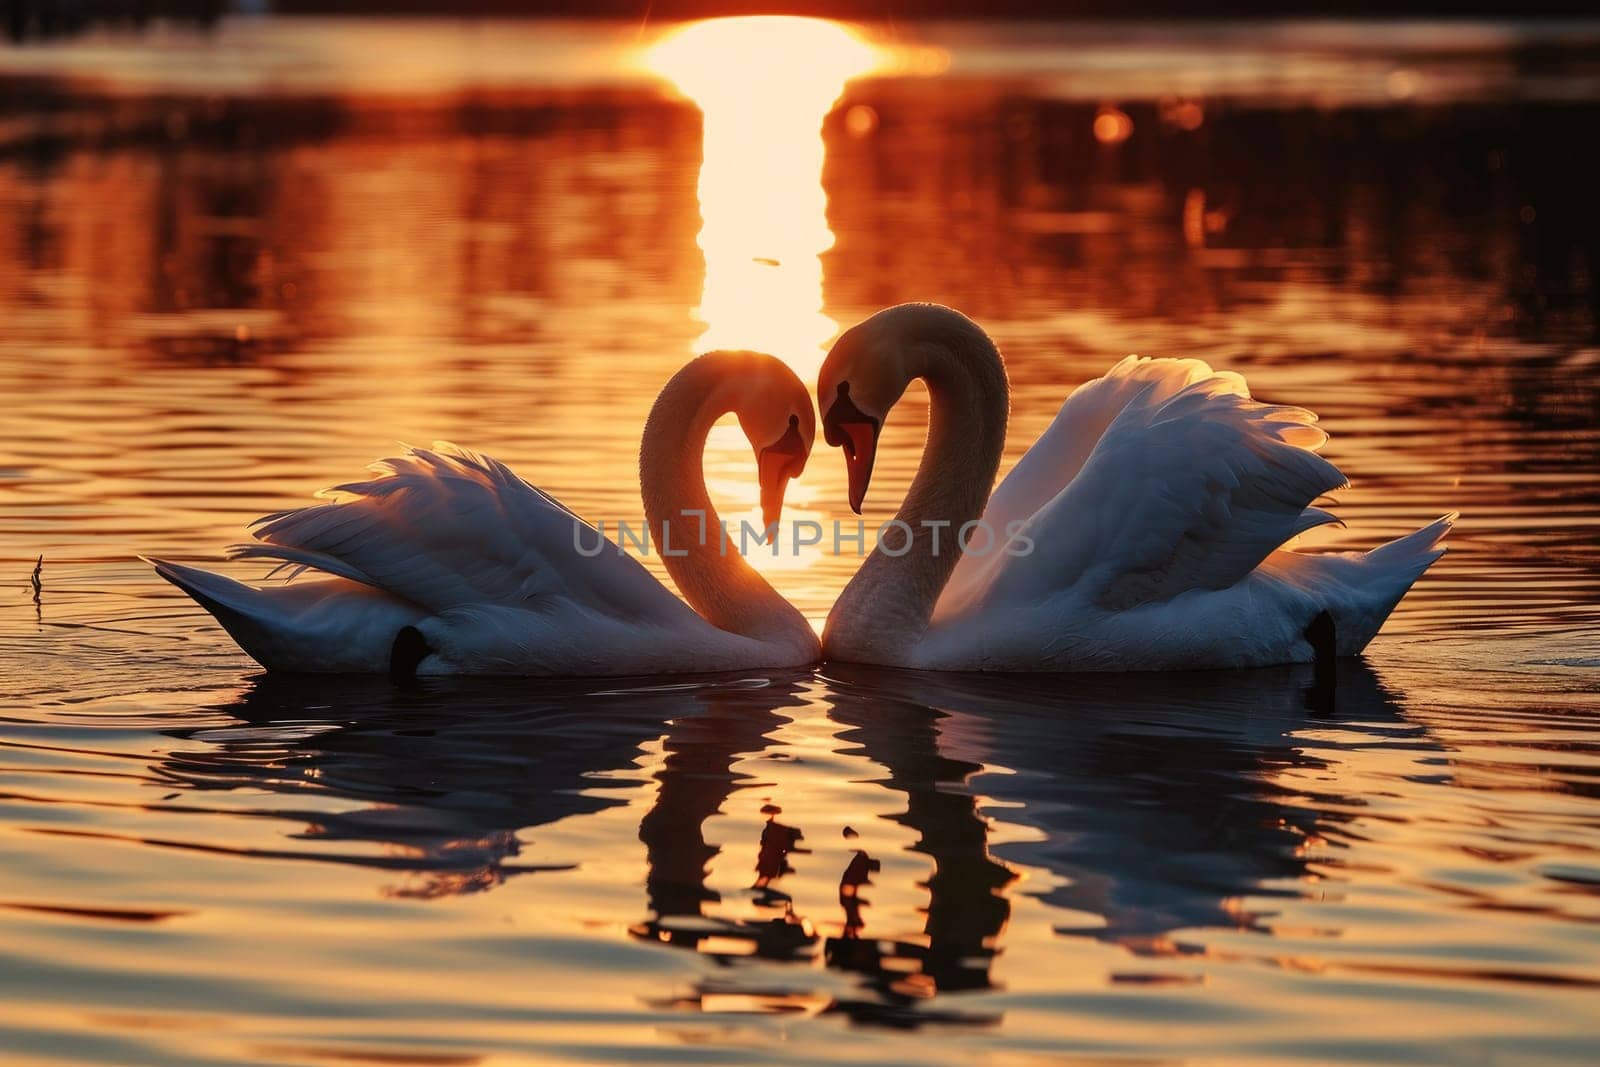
[2,16,1599,1065]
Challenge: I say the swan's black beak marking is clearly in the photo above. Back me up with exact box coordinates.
[757,414,807,542]
[822,382,879,515]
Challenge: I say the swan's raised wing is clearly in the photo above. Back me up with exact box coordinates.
[989,356,1241,537]
[974,378,1347,613]
[229,443,687,624]
[940,357,1241,613]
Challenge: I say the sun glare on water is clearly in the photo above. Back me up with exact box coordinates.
[644,18,880,583]
[645,17,879,377]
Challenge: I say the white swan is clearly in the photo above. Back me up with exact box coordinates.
[148,351,821,676]
[816,303,1453,672]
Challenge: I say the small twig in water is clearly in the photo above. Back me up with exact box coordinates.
[31,555,42,604]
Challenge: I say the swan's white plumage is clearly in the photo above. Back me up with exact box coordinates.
[233,443,686,625]
[1023,377,1346,610]
[966,355,1241,548]
[913,353,1451,671]
[153,442,808,676]
[144,561,426,673]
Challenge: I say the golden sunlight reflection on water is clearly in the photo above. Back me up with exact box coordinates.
[645,18,881,579]
[644,17,878,374]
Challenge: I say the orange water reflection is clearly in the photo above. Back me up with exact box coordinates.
[644,17,878,375]
[644,18,879,580]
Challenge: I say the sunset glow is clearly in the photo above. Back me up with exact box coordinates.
[645,19,879,575]
[645,17,878,376]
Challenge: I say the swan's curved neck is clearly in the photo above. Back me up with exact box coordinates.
[640,361,813,655]
[825,320,1008,661]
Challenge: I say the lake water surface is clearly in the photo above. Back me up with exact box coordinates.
[2,16,1599,1066]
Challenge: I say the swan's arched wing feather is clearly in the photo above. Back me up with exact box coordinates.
[992,381,1347,610]
[984,356,1244,539]
[230,443,685,622]
[942,357,1244,612]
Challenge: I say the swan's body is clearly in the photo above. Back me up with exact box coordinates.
[818,303,1452,672]
[150,352,820,676]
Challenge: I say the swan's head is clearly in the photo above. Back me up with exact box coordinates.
[723,352,816,539]
[816,307,932,513]
[819,304,1000,513]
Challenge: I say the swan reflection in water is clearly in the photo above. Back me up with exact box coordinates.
[630,677,820,963]
[158,673,740,898]
[154,662,1412,1022]
[826,661,1412,957]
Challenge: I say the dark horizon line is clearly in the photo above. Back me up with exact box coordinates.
[263,2,1600,16]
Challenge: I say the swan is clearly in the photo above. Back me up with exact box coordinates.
[815,303,1454,672]
[147,350,821,676]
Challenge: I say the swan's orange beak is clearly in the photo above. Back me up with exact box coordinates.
[822,387,879,515]
[757,416,808,544]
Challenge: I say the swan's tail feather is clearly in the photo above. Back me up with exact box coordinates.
[145,556,425,673]
[1328,513,1454,654]
[148,557,267,625]
[1364,512,1455,577]
[147,557,291,668]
